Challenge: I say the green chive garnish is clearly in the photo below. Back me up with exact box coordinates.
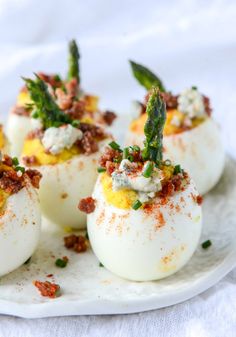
[15,166,25,173]
[201,240,212,249]
[192,86,198,90]
[142,161,154,178]
[12,157,19,166]
[131,145,140,152]
[97,167,106,173]
[99,262,104,267]
[55,257,68,268]
[123,147,130,159]
[132,200,142,210]
[174,164,182,175]
[109,141,122,152]
[71,120,80,127]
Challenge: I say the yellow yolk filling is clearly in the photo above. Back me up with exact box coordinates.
[17,92,32,107]
[84,95,99,113]
[101,165,176,210]
[0,126,5,150]
[130,109,206,136]
[0,189,9,212]
[22,138,80,166]
[101,173,138,210]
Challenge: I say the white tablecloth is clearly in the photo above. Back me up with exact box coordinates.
[0,1,235,336]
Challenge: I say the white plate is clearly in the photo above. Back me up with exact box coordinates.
[0,155,235,318]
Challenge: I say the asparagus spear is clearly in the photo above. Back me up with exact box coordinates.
[24,75,73,129]
[142,87,166,165]
[129,60,165,92]
[67,39,80,83]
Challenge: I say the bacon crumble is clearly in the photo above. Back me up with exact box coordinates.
[64,234,88,253]
[34,280,60,298]
[78,197,96,214]
[102,111,117,125]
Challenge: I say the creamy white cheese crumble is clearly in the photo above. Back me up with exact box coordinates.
[177,87,206,119]
[42,124,83,155]
[112,159,162,202]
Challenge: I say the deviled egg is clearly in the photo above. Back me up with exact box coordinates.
[81,88,202,281]
[6,40,116,157]
[0,153,41,277]
[126,61,225,195]
[21,75,111,229]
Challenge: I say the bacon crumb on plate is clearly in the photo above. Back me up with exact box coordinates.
[34,280,60,298]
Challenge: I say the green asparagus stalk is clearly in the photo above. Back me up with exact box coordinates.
[129,60,166,92]
[67,39,80,83]
[24,75,73,129]
[142,87,166,165]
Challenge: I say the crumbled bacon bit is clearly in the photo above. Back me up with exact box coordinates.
[161,92,178,109]
[103,111,117,125]
[37,72,62,88]
[0,170,25,194]
[203,95,212,116]
[196,195,203,205]
[2,155,13,167]
[79,123,105,139]
[26,129,44,140]
[47,274,54,278]
[64,234,88,253]
[99,146,122,168]
[105,161,118,175]
[11,105,30,116]
[55,88,73,110]
[65,78,78,97]
[34,280,60,298]
[66,100,85,120]
[25,169,42,189]
[22,155,38,166]
[78,131,99,155]
[78,197,96,214]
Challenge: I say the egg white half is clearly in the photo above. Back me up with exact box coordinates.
[6,113,32,157]
[126,118,225,194]
[87,175,202,281]
[28,139,110,229]
[0,179,41,277]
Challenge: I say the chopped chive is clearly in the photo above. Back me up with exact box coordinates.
[54,74,61,82]
[113,157,122,163]
[71,119,80,127]
[132,200,142,210]
[123,147,130,159]
[142,161,154,178]
[97,167,106,173]
[31,111,39,119]
[109,141,122,152]
[12,157,19,166]
[201,240,212,249]
[99,262,104,267]
[164,159,172,166]
[127,155,134,162]
[192,86,198,90]
[174,164,182,175]
[55,257,68,268]
[131,145,140,152]
[15,166,25,173]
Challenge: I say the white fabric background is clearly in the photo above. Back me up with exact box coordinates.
[0,0,236,336]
